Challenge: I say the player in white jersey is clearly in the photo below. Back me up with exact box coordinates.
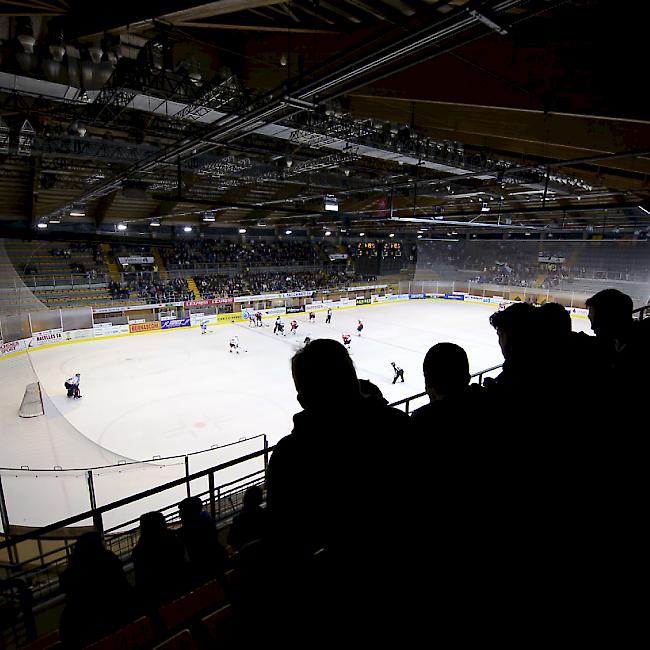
[64,373,81,398]
[229,335,240,354]
[201,320,208,334]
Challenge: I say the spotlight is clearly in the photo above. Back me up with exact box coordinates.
[117,223,127,231]
[183,226,192,233]
[285,230,292,235]
[389,233,395,238]
[69,204,85,217]
[150,219,161,227]
[359,232,365,237]
[417,235,423,239]
[325,231,332,236]
[48,217,61,224]
[37,222,48,229]
[202,213,216,222]
[239,228,247,234]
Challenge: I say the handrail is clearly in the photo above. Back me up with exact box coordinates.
[633,304,649,319]
[388,363,503,414]
[0,434,266,473]
[0,445,272,551]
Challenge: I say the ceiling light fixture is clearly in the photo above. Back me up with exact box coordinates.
[285,230,292,235]
[117,223,127,231]
[183,226,192,233]
[150,219,161,227]
[389,233,395,238]
[239,228,247,234]
[359,232,365,237]
[325,231,332,236]
[37,222,48,229]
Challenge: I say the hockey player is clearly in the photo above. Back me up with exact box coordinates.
[200,320,208,335]
[273,316,281,334]
[256,311,263,327]
[309,311,315,323]
[342,333,352,350]
[229,335,240,354]
[357,320,364,336]
[277,321,286,336]
[303,336,311,347]
[247,311,255,327]
[290,320,299,335]
[325,308,332,324]
[391,362,405,384]
[64,373,81,398]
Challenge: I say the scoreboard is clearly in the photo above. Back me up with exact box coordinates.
[382,242,402,258]
[356,241,378,257]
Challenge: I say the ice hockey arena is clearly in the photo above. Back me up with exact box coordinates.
[0,1,648,647]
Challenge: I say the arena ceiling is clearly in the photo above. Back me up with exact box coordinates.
[0,0,649,239]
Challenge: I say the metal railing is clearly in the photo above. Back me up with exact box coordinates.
[1,274,112,291]
[389,363,503,414]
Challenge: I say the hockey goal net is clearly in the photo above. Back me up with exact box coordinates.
[19,382,45,418]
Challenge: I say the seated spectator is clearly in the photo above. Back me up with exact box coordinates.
[132,511,188,609]
[177,496,228,588]
[59,532,135,649]
[410,342,487,427]
[227,486,267,552]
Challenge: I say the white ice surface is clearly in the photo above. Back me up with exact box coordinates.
[0,301,593,528]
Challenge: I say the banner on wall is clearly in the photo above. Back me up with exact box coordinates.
[184,297,233,308]
[286,305,306,314]
[356,297,372,306]
[346,284,388,292]
[31,328,64,347]
[408,293,427,300]
[161,317,191,330]
[329,253,348,260]
[129,322,161,334]
[117,256,154,266]
[443,293,465,301]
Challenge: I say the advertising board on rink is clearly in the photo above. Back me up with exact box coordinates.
[216,313,244,324]
[286,305,306,314]
[356,297,372,306]
[161,317,191,329]
[128,321,161,334]
[1,339,28,356]
[31,328,64,347]
[93,324,129,337]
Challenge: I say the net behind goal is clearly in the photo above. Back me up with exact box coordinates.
[19,382,44,418]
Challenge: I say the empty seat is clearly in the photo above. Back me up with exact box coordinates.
[200,605,232,644]
[159,580,226,632]
[152,629,196,650]
[85,616,154,650]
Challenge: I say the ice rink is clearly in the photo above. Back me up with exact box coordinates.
[0,300,592,528]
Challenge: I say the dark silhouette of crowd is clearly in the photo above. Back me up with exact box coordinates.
[52,288,646,647]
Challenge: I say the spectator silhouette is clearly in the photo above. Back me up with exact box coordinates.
[585,288,649,402]
[487,302,547,402]
[132,511,188,610]
[227,486,267,552]
[265,339,409,644]
[59,532,135,649]
[411,342,487,427]
[177,496,228,588]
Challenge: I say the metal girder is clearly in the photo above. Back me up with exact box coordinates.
[44,0,536,216]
